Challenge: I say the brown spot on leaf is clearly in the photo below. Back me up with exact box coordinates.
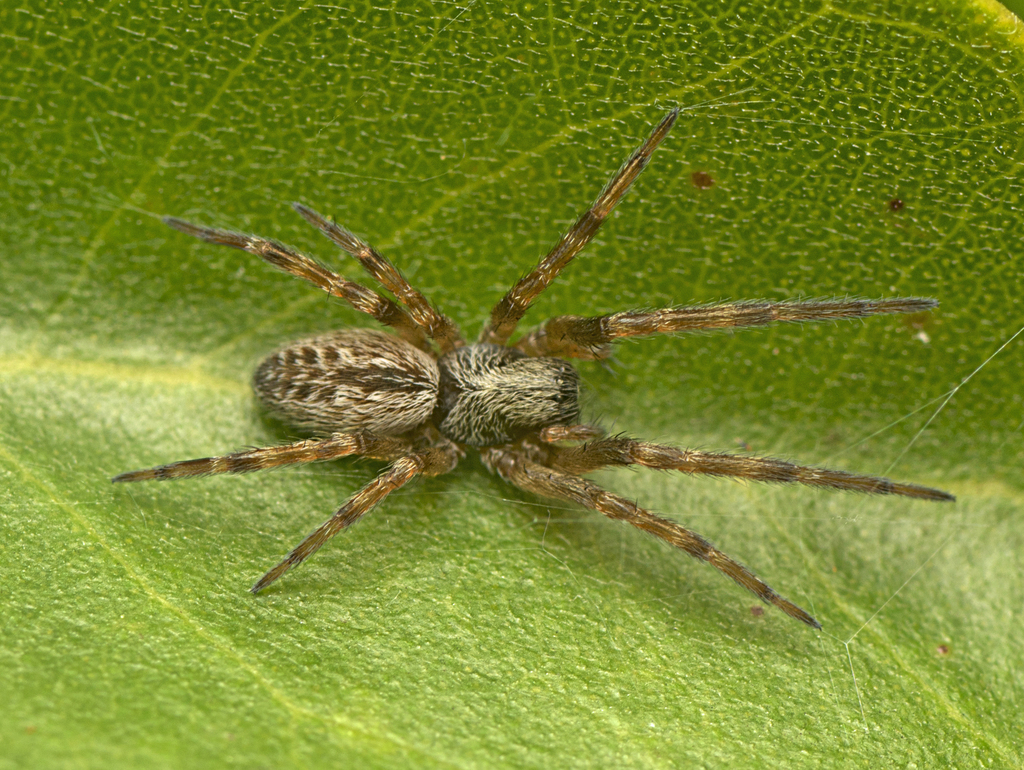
[691,170,715,190]
[937,644,950,656]
[750,605,765,617]
[900,311,935,333]
[887,197,904,212]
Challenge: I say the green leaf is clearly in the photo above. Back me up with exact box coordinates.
[2,1,1023,767]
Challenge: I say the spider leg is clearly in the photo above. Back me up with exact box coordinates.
[545,435,955,502]
[250,441,461,593]
[163,218,431,352]
[479,110,679,346]
[112,432,414,482]
[292,203,464,353]
[540,424,605,442]
[515,297,940,359]
[481,446,820,628]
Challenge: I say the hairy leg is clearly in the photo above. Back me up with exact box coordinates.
[164,217,431,351]
[112,432,414,483]
[515,297,939,359]
[481,446,820,628]
[544,435,954,502]
[250,441,462,593]
[480,110,679,346]
[293,203,463,353]
[539,424,605,442]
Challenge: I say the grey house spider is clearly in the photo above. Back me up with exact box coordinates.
[115,110,953,628]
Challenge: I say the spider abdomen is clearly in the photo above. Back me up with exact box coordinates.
[433,343,580,446]
[253,329,439,436]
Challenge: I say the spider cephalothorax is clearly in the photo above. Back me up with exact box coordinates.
[115,111,953,628]
[433,344,580,446]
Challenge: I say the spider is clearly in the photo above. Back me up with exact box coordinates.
[114,110,954,628]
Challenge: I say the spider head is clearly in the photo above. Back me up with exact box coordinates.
[434,344,580,446]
